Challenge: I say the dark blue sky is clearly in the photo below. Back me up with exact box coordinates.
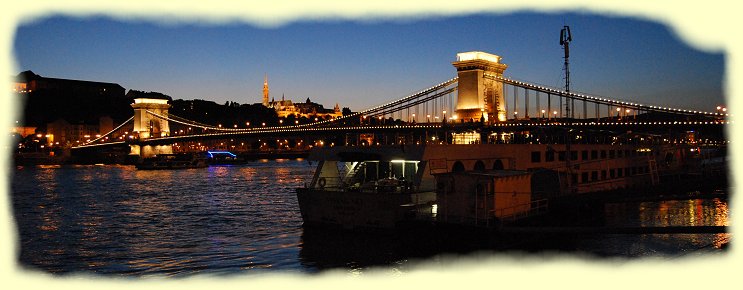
[13,12,725,111]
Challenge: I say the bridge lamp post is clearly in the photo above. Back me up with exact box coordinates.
[616,107,621,119]
[514,111,518,120]
[411,113,416,123]
[427,114,431,123]
[625,109,631,119]
[553,111,558,120]
[443,111,447,123]
[541,109,546,119]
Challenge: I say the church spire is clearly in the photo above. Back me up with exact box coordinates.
[262,74,269,107]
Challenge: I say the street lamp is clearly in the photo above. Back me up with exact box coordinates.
[541,109,546,119]
[514,111,518,120]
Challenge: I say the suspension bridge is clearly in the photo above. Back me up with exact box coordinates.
[71,51,728,158]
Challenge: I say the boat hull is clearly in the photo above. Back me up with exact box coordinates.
[296,188,435,230]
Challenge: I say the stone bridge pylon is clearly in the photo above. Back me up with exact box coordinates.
[453,51,508,122]
[129,97,172,158]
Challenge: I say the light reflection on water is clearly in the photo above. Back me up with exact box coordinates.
[13,161,313,276]
[604,198,731,252]
[12,161,730,275]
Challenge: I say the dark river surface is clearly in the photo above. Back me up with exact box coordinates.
[10,159,731,276]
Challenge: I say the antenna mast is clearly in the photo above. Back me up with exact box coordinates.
[560,25,574,193]
[560,25,572,117]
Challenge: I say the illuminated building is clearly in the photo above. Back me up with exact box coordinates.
[261,76,343,119]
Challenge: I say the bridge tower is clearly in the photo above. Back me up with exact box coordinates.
[452,51,508,122]
[130,97,172,157]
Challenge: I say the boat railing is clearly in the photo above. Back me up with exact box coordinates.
[314,176,426,194]
[491,198,549,223]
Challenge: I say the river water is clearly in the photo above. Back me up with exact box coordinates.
[10,160,731,276]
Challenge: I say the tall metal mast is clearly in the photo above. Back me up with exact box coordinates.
[560,25,572,116]
[560,25,574,193]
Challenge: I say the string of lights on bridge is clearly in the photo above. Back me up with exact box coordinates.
[486,74,728,117]
[77,116,134,146]
[73,75,729,149]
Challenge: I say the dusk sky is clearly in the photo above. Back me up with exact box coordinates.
[13,12,725,112]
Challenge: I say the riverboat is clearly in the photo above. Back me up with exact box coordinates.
[135,153,208,170]
[296,142,707,230]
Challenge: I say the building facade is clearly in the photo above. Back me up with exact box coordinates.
[262,76,343,119]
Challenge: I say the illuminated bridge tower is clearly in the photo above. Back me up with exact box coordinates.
[452,51,508,122]
[130,97,172,157]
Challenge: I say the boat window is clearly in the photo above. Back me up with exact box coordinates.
[365,162,379,180]
[474,160,485,171]
[379,161,391,178]
[452,161,465,173]
[404,162,417,179]
[493,159,504,170]
[531,152,541,163]
[392,161,404,178]
[379,160,419,180]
